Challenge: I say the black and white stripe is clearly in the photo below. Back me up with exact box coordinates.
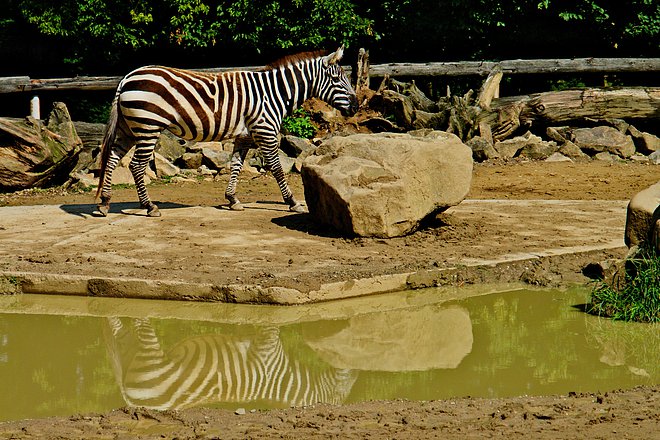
[105,317,357,410]
[95,46,357,217]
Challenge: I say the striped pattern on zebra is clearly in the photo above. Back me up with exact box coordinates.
[95,46,358,217]
[104,317,358,411]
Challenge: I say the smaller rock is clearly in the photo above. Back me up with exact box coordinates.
[629,154,650,163]
[604,118,630,133]
[544,152,572,162]
[466,136,499,162]
[649,151,660,165]
[572,126,636,158]
[195,141,224,151]
[156,131,186,161]
[280,135,315,157]
[235,408,246,415]
[177,152,203,169]
[202,148,231,171]
[546,126,571,143]
[70,171,98,188]
[628,126,660,155]
[293,147,317,173]
[494,132,549,159]
[519,140,558,160]
[112,166,151,185]
[198,165,217,176]
[170,176,196,183]
[593,151,616,162]
[153,152,180,177]
[278,151,296,174]
[558,141,590,160]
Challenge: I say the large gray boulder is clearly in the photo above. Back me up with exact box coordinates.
[301,132,473,237]
[625,181,660,253]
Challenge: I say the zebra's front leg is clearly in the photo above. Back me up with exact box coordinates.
[258,134,305,213]
[129,146,160,217]
[225,146,249,211]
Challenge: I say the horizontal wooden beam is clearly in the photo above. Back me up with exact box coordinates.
[369,58,660,78]
[0,58,658,94]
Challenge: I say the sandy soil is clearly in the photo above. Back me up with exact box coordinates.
[0,386,657,439]
[2,160,659,293]
[1,159,659,438]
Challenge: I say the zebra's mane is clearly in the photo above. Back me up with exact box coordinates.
[262,50,328,70]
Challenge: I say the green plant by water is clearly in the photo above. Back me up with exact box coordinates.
[281,109,316,139]
[589,243,660,323]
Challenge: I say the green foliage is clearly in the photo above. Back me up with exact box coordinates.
[281,108,316,139]
[537,0,660,50]
[589,244,660,323]
[12,0,375,71]
[549,78,587,91]
[2,0,658,76]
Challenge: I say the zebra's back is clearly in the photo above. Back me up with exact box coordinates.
[118,66,254,142]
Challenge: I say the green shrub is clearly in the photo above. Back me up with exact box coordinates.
[281,108,316,139]
[589,244,660,323]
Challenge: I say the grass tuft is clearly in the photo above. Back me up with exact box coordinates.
[588,244,660,323]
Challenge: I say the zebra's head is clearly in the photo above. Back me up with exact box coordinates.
[316,46,359,117]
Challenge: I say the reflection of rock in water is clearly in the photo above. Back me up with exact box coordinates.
[103,318,357,411]
[303,305,473,371]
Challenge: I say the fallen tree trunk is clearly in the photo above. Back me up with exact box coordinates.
[482,87,660,140]
[0,103,83,190]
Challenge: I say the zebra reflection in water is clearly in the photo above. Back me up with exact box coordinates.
[104,317,357,410]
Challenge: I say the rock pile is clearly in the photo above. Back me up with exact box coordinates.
[370,78,660,165]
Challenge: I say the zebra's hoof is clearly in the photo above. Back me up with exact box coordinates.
[96,205,109,217]
[147,205,161,217]
[289,203,307,214]
[229,202,245,211]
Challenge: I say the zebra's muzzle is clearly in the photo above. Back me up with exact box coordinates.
[340,95,359,117]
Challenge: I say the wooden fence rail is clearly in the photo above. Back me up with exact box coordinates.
[1,58,659,95]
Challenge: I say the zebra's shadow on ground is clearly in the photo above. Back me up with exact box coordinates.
[271,213,347,239]
[59,202,191,218]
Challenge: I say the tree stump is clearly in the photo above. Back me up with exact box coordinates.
[0,102,83,190]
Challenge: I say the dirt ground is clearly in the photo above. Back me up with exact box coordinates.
[1,159,660,438]
[2,160,659,294]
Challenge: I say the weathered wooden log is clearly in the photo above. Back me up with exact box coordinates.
[481,87,660,140]
[369,58,660,78]
[0,103,83,190]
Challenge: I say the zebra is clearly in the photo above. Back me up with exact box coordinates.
[95,46,358,217]
[104,317,357,410]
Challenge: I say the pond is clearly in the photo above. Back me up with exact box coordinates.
[0,285,658,422]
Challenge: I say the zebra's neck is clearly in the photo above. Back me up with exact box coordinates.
[265,59,319,117]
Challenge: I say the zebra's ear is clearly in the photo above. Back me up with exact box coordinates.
[324,45,345,66]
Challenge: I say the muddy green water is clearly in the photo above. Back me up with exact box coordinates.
[0,286,658,422]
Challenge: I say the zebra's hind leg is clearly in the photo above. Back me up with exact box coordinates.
[96,144,132,217]
[225,146,249,211]
[129,142,160,217]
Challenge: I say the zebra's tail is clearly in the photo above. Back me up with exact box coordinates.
[96,92,120,201]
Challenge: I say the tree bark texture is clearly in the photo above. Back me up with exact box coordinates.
[0,103,83,189]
